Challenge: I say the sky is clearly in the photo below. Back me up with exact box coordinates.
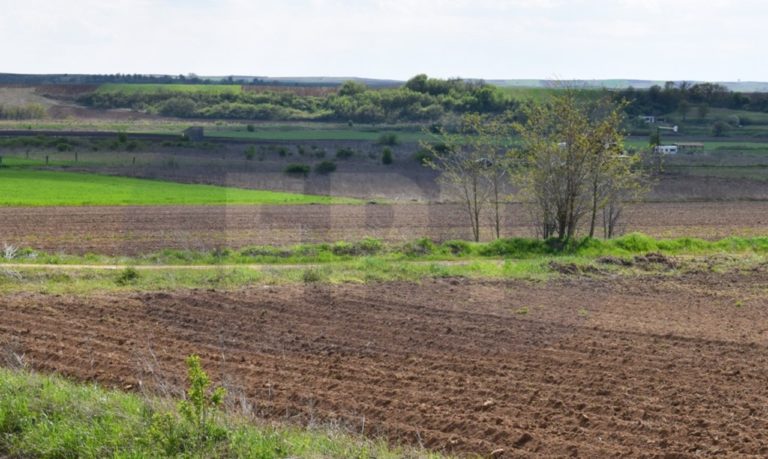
[0,0,764,82]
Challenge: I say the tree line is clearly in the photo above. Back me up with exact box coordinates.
[617,81,768,117]
[79,75,518,122]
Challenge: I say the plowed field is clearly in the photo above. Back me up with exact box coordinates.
[2,273,768,456]
[1,201,768,255]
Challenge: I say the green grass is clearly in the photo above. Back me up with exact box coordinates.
[6,233,768,267]
[0,169,359,206]
[95,83,243,95]
[0,367,439,458]
[3,234,768,295]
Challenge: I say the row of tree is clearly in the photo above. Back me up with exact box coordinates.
[618,81,768,117]
[79,75,518,122]
[425,92,647,242]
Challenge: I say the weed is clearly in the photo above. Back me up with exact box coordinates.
[115,266,140,286]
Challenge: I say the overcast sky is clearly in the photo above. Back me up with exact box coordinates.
[0,0,764,81]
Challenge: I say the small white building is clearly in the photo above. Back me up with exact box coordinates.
[654,145,678,155]
[639,115,656,124]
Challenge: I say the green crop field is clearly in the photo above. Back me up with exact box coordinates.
[0,169,358,206]
[95,83,243,95]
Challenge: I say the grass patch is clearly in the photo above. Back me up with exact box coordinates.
[0,169,359,206]
[2,233,768,294]
[0,367,438,458]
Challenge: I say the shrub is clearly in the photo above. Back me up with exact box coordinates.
[246,124,255,132]
[402,237,436,256]
[442,240,472,256]
[314,160,337,175]
[412,149,433,165]
[712,121,730,137]
[302,268,323,283]
[377,133,399,146]
[115,266,140,286]
[382,147,393,165]
[150,355,227,453]
[331,238,382,256]
[284,163,310,176]
[335,148,355,160]
[278,147,289,157]
[244,146,256,160]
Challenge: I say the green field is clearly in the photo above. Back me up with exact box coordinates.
[0,169,358,206]
[95,83,243,95]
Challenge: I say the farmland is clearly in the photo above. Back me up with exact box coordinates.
[3,265,768,456]
[3,79,768,458]
[0,169,359,206]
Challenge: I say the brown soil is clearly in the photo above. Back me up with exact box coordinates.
[1,201,767,255]
[2,273,768,457]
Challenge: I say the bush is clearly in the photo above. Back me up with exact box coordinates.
[412,149,433,165]
[335,148,355,160]
[331,238,383,256]
[302,268,323,283]
[314,160,337,175]
[284,163,310,177]
[712,121,731,137]
[246,124,255,132]
[442,240,472,256]
[115,266,140,286]
[402,237,436,256]
[382,147,393,165]
[377,133,399,146]
[244,146,256,160]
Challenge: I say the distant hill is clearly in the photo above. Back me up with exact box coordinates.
[487,79,768,93]
[1,73,767,92]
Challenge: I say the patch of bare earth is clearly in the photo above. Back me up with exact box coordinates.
[2,272,768,456]
[1,201,767,255]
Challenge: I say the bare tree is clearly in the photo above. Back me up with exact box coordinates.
[423,113,514,241]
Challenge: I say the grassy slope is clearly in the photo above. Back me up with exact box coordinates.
[0,368,437,458]
[0,169,358,206]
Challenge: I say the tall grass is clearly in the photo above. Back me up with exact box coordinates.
[0,368,441,458]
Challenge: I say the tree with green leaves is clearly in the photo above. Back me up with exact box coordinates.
[514,91,646,240]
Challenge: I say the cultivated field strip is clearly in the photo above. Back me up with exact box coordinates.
[2,275,768,456]
[1,201,768,255]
